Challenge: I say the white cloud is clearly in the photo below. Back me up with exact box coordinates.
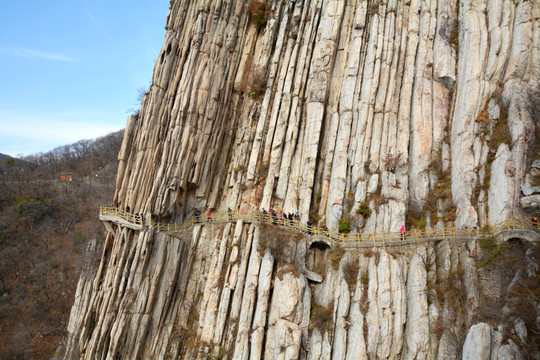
[0,46,79,62]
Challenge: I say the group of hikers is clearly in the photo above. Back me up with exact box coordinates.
[262,208,299,223]
[191,207,408,238]
[190,207,412,239]
[192,207,314,230]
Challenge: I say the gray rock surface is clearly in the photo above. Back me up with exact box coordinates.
[462,322,491,360]
[63,0,540,359]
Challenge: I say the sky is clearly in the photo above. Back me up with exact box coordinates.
[0,1,169,157]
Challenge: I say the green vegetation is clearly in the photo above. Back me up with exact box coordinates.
[339,217,351,233]
[449,25,459,48]
[356,203,372,218]
[406,212,427,230]
[4,157,15,167]
[476,234,510,269]
[449,3,460,49]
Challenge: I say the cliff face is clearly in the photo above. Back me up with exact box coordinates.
[114,0,538,232]
[64,0,540,359]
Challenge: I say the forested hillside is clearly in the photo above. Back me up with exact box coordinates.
[0,130,123,358]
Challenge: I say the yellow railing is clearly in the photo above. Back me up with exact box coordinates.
[99,206,539,246]
[99,206,144,226]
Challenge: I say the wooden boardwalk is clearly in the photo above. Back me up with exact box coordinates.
[99,206,540,248]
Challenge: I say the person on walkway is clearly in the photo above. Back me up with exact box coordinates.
[288,212,293,224]
[195,210,200,223]
[271,209,277,224]
[279,211,284,222]
[307,219,313,234]
[207,210,212,222]
[228,207,232,220]
[532,216,538,229]
[294,213,300,222]
[400,224,405,241]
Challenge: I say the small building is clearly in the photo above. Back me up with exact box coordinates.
[59,172,73,182]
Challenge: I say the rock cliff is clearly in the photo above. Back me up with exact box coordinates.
[64,0,540,359]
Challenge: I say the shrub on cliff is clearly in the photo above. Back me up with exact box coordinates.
[356,203,372,218]
[247,1,272,30]
[236,65,268,99]
[339,217,351,233]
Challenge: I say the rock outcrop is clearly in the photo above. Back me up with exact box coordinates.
[113,0,538,233]
[64,220,539,359]
[64,0,540,359]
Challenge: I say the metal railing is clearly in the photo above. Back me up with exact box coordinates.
[99,206,539,246]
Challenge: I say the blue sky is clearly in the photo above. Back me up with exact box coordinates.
[0,1,169,157]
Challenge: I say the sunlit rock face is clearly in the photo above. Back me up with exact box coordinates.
[63,0,539,359]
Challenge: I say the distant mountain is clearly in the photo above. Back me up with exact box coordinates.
[0,153,14,161]
[0,153,36,172]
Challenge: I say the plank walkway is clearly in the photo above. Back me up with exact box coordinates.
[99,206,540,248]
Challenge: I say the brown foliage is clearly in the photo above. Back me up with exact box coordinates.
[476,242,540,356]
[0,131,121,358]
[367,2,382,16]
[310,300,333,332]
[247,1,272,30]
[343,258,360,290]
[237,65,268,99]
[383,152,406,172]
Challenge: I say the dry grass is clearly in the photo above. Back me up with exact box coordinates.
[236,65,269,99]
[328,243,345,270]
[383,152,406,172]
[367,2,382,16]
[343,258,360,290]
[475,242,539,357]
[475,108,489,125]
[310,300,334,332]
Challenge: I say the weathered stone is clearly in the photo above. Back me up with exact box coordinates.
[403,249,429,359]
[63,0,540,359]
[489,144,514,224]
[462,322,491,360]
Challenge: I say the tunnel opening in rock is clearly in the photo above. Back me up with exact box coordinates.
[506,237,530,246]
[309,241,330,251]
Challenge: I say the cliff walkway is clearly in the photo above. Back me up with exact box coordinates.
[99,206,540,249]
